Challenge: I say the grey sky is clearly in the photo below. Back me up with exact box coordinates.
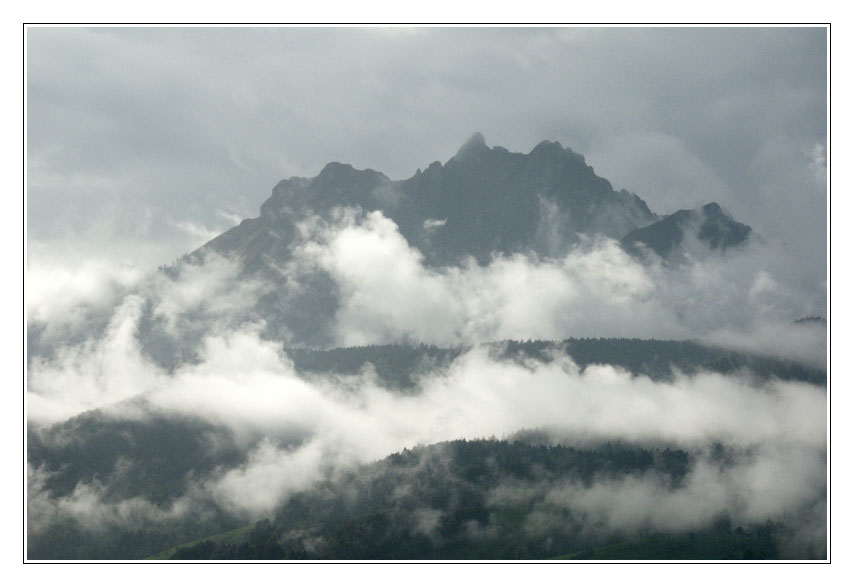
[25,27,830,555]
[26,26,827,272]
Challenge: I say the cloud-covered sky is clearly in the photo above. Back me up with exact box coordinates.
[26,26,827,272]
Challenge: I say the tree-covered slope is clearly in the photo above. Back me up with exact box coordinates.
[287,338,825,389]
[161,439,811,560]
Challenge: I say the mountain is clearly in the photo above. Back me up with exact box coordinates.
[202,134,755,269]
[28,136,823,562]
[154,439,791,560]
[202,133,660,269]
[185,134,752,345]
[620,202,752,262]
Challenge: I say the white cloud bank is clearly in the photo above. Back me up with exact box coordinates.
[295,209,825,356]
[26,208,826,553]
[28,318,825,522]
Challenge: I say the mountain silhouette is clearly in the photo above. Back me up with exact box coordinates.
[188,134,753,345]
[204,134,665,268]
[621,202,752,262]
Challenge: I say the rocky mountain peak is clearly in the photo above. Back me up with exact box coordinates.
[529,139,566,158]
[621,201,752,262]
[702,202,723,215]
[206,137,753,271]
[192,135,755,345]
[455,132,488,157]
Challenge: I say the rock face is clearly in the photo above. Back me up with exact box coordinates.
[189,134,753,345]
[620,202,752,262]
[203,134,660,269]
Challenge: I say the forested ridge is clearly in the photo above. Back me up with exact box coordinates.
[287,338,825,388]
[27,337,826,560]
[160,439,791,560]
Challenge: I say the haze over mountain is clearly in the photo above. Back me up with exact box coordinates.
[181,134,754,347]
[27,131,819,385]
[25,26,828,562]
[27,27,826,277]
[25,133,825,561]
[203,133,750,268]
[621,202,752,262]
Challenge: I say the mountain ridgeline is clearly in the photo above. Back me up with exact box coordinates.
[202,133,750,269]
[27,135,825,561]
[621,202,752,262]
[180,134,753,347]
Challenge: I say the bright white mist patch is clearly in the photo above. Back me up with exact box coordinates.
[27,295,162,424]
[292,209,826,349]
[28,319,825,522]
[27,253,144,331]
[26,209,826,537]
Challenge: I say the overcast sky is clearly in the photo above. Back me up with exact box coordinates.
[26,26,826,272]
[24,27,831,559]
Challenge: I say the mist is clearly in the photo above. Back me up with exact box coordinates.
[27,322,826,554]
[27,206,825,424]
[295,208,825,348]
[27,232,826,551]
[25,26,827,560]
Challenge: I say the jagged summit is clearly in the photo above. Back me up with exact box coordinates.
[449,132,491,164]
[457,131,487,153]
[702,202,722,214]
[529,139,565,156]
[621,201,752,261]
[205,136,755,269]
[192,135,753,344]
[317,161,355,178]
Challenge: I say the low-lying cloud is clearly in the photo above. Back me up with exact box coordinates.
[28,207,826,366]
[26,207,826,557]
[294,209,825,352]
[488,441,825,558]
[28,317,826,535]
